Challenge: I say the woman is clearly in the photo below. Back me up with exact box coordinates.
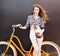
[17,4,48,56]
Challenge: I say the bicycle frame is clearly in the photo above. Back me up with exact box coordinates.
[2,25,60,56]
[2,25,34,56]
[3,34,33,56]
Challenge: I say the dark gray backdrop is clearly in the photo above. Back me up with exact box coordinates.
[0,0,60,55]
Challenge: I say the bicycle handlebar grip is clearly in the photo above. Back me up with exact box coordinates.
[12,25,17,28]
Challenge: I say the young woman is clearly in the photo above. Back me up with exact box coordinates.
[17,4,48,56]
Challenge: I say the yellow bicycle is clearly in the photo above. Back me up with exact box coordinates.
[0,25,60,56]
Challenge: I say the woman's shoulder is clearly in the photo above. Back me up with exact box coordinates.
[26,15,33,20]
[28,15,33,18]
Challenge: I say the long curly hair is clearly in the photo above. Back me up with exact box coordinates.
[33,4,48,23]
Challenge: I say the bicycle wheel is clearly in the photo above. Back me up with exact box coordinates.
[42,41,60,56]
[0,41,17,56]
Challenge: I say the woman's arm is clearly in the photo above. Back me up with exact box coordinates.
[40,18,45,34]
[41,28,45,34]
[16,24,27,29]
[19,26,27,29]
[16,16,30,29]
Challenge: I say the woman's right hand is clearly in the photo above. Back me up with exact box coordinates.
[16,24,27,29]
[16,24,22,28]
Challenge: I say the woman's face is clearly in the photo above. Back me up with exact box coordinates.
[33,7,40,15]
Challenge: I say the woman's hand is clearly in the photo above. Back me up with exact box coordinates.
[35,29,44,38]
[35,25,44,38]
[16,24,27,29]
[16,24,22,28]
[35,32,43,38]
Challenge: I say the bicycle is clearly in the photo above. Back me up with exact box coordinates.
[0,25,60,56]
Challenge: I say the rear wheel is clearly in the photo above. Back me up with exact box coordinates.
[0,41,17,56]
[42,41,60,56]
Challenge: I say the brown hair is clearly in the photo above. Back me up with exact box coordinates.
[33,4,48,23]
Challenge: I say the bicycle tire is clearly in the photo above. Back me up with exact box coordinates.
[0,41,17,56]
[42,41,60,56]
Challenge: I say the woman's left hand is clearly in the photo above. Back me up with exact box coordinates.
[35,32,43,38]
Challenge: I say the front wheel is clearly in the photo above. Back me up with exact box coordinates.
[0,41,17,56]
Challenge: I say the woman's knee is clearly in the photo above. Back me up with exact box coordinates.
[34,46,39,51]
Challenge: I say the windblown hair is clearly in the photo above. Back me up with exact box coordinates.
[33,4,48,23]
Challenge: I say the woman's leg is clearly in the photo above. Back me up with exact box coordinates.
[37,36,43,56]
[35,26,43,56]
[30,28,39,56]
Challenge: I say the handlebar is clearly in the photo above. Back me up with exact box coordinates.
[12,24,22,34]
[12,25,18,34]
[12,25,17,28]
[12,24,22,28]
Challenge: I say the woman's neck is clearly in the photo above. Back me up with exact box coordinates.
[33,14,38,17]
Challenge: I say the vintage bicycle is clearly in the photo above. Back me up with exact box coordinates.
[0,25,60,56]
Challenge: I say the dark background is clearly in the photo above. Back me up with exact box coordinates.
[0,0,60,55]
